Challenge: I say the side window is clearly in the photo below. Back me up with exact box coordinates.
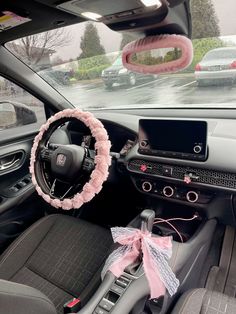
[0,77,45,132]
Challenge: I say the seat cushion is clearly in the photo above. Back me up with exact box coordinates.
[0,214,112,313]
[172,289,236,314]
[0,279,57,314]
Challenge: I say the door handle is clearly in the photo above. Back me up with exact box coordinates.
[0,151,24,172]
[0,156,20,171]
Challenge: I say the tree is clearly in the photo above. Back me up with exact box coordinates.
[120,32,139,50]
[79,23,106,59]
[191,0,220,39]
[8,28,72,70]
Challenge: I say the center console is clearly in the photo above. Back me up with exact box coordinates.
[77,208,216,314]
[77,119,218,314]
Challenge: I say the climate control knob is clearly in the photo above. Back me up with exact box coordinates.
[163,186,174,198]
[186,191,199,203]
[142,181,153,193]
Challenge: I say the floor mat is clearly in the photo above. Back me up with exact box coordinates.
[205,225,236,297]
[199,224,225,287]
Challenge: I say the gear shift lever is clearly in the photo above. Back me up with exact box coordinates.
[140,209,155,233]
[124,209,156,275]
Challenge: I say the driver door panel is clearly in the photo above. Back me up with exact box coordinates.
[0,136,45,252]
[0,137,35,213]
[0,78,46,253]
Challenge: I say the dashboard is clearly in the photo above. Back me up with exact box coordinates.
[51,111,236,187]
[46,107,236,226]
[50,109,236,213]
[92,109,236,174]
[86,110,236,214]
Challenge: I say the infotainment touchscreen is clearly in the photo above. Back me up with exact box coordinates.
[138,119,207,161]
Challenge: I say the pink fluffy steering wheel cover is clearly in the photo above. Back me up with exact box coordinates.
[29,108,112,210]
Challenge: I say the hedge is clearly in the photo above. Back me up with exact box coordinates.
[78,55,110,70]
[75,64,110,80]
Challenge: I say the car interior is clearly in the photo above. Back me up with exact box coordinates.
[0,0,236,313]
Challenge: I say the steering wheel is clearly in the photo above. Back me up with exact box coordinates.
[29,109,111,210]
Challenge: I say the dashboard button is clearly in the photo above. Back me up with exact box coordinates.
[162,166,173,176]
[95,307,109,314]
[111,284,124,295]
[9,186,19,193]
[99,299,114,311]
[115,277,130,288]
[140,140,149,148]
[193,145,202,154]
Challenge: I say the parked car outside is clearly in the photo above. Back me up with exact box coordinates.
[101,56,157,88]
[38,68,71,87]
[195,47,236,86]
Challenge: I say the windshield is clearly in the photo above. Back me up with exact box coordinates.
[6,0,236,109]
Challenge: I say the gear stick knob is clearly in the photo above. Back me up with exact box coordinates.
[140,209,155,233]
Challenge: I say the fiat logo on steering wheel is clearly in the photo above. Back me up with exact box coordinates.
[56,154,67,167]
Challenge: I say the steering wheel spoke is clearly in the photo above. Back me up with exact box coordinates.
[40,148,53,162]
[82,156,95,173]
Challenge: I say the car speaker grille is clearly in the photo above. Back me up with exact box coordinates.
[128,159,236,189]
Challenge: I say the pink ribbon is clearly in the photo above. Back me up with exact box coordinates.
[102,227,179,299]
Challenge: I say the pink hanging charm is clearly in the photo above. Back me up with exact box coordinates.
[184,175,192,184]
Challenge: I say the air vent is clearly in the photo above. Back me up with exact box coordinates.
[128,159,236,189]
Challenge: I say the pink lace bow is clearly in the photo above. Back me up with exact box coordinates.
[102,227,179,299]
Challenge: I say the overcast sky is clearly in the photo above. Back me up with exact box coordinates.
[54,0,236,61]
[214,0,236,36]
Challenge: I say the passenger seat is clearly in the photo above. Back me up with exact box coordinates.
[172,288,236,313]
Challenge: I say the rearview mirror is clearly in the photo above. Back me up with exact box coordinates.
[122,35,193,74]
[0,101,37,130]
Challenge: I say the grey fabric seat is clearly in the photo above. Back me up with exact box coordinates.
[0,214,113,314]
[172,288,236,314]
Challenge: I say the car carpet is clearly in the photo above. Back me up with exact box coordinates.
[205,225,236,297]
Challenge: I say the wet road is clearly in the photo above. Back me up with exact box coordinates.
[59,73,236,109]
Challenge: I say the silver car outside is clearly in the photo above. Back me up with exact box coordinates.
[195,47,236,86]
